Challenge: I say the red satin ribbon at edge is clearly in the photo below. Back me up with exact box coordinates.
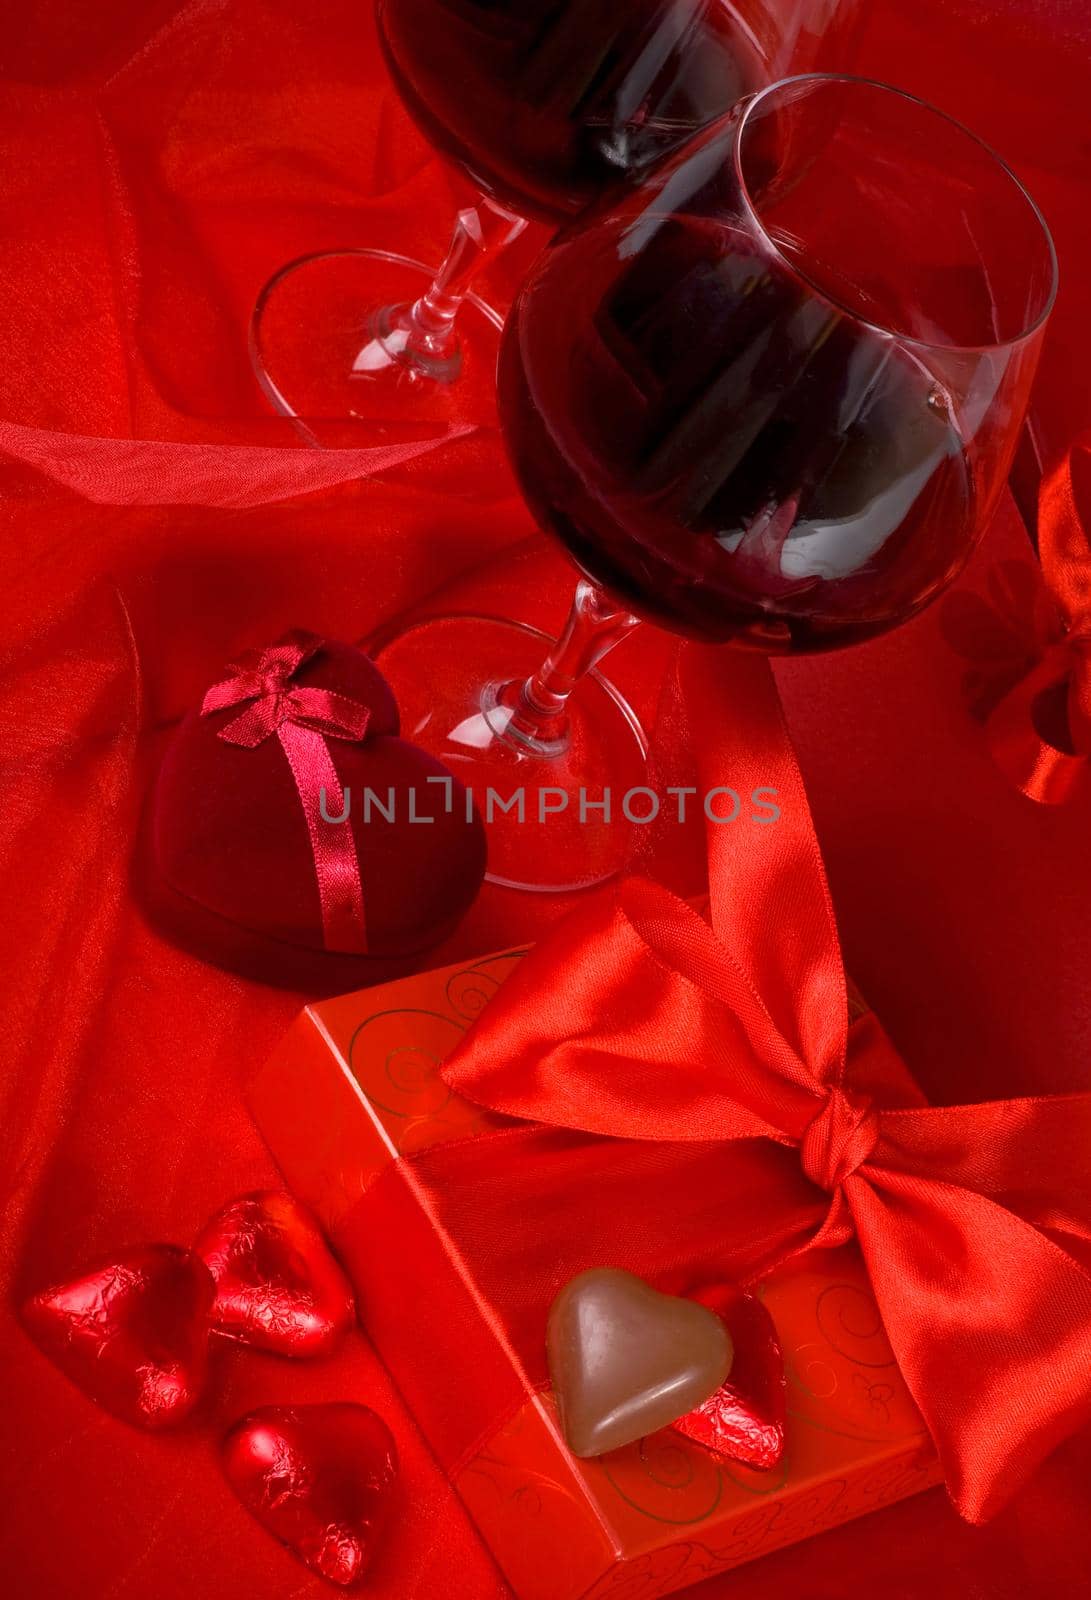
[428,649,1091,1525]
[201,632,370,954]
[988,433,1091,800]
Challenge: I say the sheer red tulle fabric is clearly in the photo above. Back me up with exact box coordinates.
[2,4,1091,1599]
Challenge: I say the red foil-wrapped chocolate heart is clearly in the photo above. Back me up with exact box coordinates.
[672,1283,787,1469]
[195,1190,355,1357]
[20,1243,215,1429]
[222,1403,398,1587]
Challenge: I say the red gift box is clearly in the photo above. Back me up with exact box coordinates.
[251,945,941,1600]
[251,650,1091,1600]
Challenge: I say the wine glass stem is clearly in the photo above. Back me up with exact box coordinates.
[398,198,528,371]
[495,581,641,754]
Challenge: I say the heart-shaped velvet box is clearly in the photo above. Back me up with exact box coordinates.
[146,632,486,990]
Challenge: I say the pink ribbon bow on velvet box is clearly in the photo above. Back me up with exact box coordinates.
[201,631,372,955]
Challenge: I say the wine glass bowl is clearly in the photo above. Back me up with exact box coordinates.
[373,72,1055,894]
[377,0,870,223]
[496,75,1058,651]
[253,1,870,440]
[378,0,762,222]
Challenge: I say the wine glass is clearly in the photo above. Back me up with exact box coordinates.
[372,75,1057,891]
[250,1,869,444]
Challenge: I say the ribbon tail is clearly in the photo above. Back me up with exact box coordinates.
[988,435,1091,803]
[287,687,373,742]
[216,701,281,748]
[680,646,849,1087]
[847,1167,1091,1521]
[1038,437,1091,631]
[874,1094,1091,1225]
[277,722,368,955]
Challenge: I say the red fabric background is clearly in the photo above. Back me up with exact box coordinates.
[1,3,1090,1597]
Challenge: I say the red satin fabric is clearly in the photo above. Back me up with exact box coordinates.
[3,3,1091,1599]
[440,651,1091,1523]
[987,437,1091,800]
[202,634,373,953]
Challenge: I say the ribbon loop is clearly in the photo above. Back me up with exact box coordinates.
[202,631,318,716]
[800,1087,879,1193]
[986,434,1091,800]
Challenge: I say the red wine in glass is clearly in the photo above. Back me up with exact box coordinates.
[378,0,768,221]
[252,2,867,441]
[497,211,974,651]
[374,77,1056,894]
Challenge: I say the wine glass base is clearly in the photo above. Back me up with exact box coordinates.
[370,614,649,893]
[250,248,504,447]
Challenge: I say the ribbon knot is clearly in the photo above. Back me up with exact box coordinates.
[202,635,372,751]
[800,1087,878,1193]
[259,662,294,694]
[199,631,370,955]
[261,686,299,735]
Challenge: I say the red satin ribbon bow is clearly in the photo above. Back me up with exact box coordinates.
[443,650,1091,1524]
[988,435,1091,801]
[201,631,370,953]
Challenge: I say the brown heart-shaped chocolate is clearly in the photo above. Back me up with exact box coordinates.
[547,1268,733,1458]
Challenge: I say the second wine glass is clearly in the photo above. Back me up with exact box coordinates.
[250,1,869,444]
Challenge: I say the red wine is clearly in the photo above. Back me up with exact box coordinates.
[498,213,974,650]
[378,0,764,222]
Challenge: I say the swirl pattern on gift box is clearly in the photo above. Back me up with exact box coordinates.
[815,1284,895,1369]
[351,1014,462,1121]
[440,647,1091,1524]
[347,956,527,1152]
[446,953,531,1023]
[601,1431,724,1527]
[784,1275,922,1444]
[579,1449,939,1600]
